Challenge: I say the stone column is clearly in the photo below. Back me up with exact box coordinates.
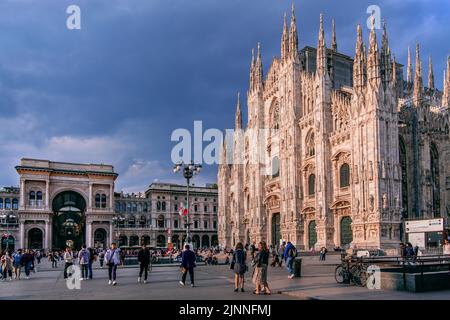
[45,180,50,209]
[110,184,114,209]
[86,222,92,247]
[44,221,49,251]
[20,179,25,209]
[88,183,93,209]
[109,222,113,246]
[19,222,25,249]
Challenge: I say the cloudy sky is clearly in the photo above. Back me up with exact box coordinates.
[0,0,448,192]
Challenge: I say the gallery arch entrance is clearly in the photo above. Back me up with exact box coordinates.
[52,191,87,250]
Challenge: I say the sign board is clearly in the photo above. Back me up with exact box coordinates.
[408,232,426,249]
[405,218,443,233]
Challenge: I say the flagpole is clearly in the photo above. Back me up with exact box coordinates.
[186,177,190,245]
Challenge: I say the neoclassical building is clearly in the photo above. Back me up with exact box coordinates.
[218,6,450,250]
[0,160,218,251]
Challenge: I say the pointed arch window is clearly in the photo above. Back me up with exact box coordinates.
[339,163,350,188]
[29,191,36,207]
[308,174,316,196]
[95,194,101,208]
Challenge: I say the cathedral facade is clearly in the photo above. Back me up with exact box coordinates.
[218,5,450,251]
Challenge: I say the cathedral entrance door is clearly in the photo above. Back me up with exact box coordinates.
[340,216,353,247]
[308,220,317,250]
[271,213,280,248]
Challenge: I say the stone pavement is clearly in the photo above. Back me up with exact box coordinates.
[3,255,450,299]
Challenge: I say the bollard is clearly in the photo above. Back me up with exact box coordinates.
[293,257,302,277]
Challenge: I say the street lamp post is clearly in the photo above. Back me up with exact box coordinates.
[173,161,202,248]
[112,216,125,247]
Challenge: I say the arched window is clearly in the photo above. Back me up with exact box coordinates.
[128,215,135,226]
[430,143,440,216]
[143,203,148,212]
[306,132,315,157]
[95,194,101,208]
[121,202,126,212]
[101,194,107,208]
[0,198,3,210]
[272,156,280,178]
[36,192,43,207]
[29,191,36,206]
[157,215,165,228]
[308,174,316,196]
[132,202,137,212]
[12,198,18,210]
[126,202,131,212]
[137,204,142,212]
[157,201,161,211]
[161,201,166,211]
[5,198,11,209]
[339,163,350,188]
[139,215,146,226]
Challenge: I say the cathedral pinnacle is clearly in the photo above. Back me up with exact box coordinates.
[413,43,424,106]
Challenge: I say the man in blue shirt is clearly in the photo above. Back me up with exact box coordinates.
[179,244,196,287]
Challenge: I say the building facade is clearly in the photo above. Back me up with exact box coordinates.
[218,6,450,251]
[112,183,218,249]
[0,159,218,251]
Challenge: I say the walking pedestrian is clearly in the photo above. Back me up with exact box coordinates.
[179,244,196,287]
[252,241,271,295]
[105,243,120,286]
[78,245,90,280]
[50,251,58,268]
[277,242,285,267]
[99,250,105,268]
[63,247,74,279]
[13,249,23,279]
[36,250,42,264]
[283,241,297,279]
[88,247,96,279]
[231,242,247,292]
[1,251,13,281]
[137,245,150,284]
[21,250,34,280]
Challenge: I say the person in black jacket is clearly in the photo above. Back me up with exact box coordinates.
[138,245,150,284]
[179,244,196,287]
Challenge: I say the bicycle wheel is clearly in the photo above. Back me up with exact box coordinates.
[334,265,347,284]
[350,265,362,286]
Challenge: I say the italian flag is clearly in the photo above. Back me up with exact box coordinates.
[179,202,188,216]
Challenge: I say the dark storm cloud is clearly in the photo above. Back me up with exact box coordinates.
[0,0,448,191]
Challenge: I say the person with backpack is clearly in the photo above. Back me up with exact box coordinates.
[105,243,121,286]
[137,245,150,284]
[78,245,90,281]
[88,247,96,279]
[13,249,23,279]
[99,250,105,268]
[283,241,297,279]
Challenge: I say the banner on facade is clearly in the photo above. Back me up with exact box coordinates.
[405,218,444,233]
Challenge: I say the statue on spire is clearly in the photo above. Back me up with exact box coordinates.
[413,43,424,106]
[281,12,289,62]
[235,92,242,129]
[331,17,337,52]
[428,55,434,90]
[289,1,299,60]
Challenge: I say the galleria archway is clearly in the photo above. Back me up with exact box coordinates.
[52,191,87,250]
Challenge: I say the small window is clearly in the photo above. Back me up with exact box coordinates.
[157,215,164,228]
[194,205,198,212]
[174,204,178,211]
[213,221,217,229]
[204,221,208,229]
[157,201,161,211]
[308,174,316,196]
[12,198,18,210]
[101,194,107,208]
[204,205,208,212]
[95,194,101,208]
[194,220,199,229]
[5,198,11,209]
[161,201,166,211]
[174,219,179,229]
[340,163,350,188]
[213,206,217,213]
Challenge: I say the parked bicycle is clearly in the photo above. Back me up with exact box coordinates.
[335,255,368,287]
